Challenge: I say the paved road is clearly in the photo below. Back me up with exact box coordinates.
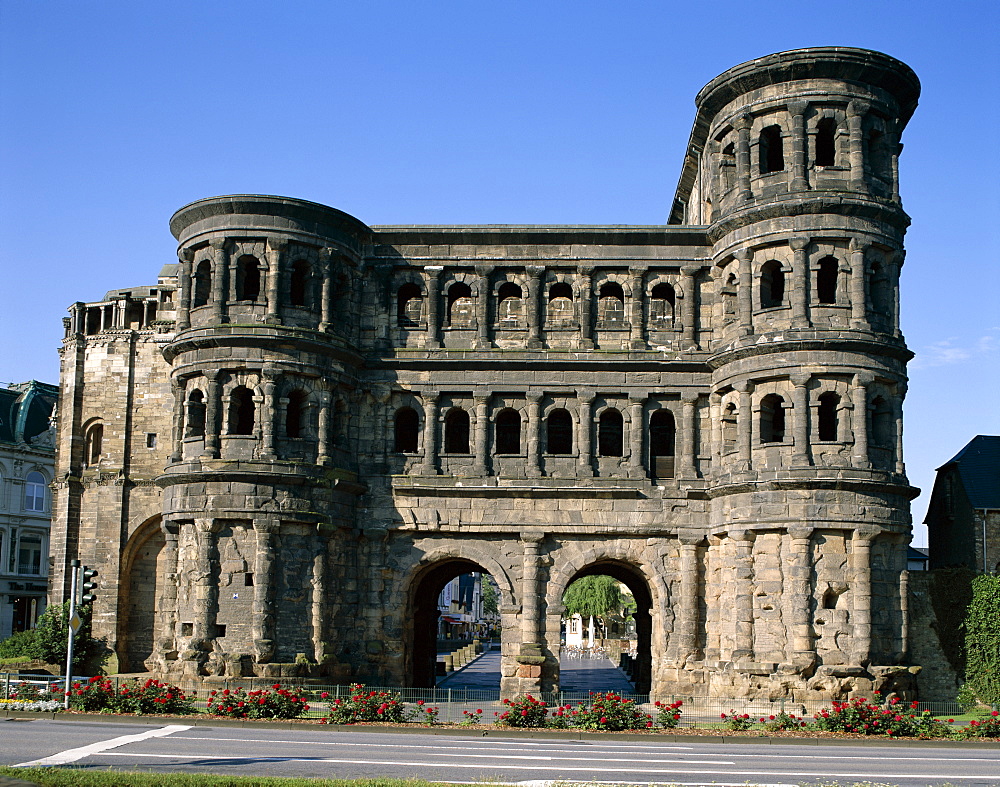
[3,719,999,786]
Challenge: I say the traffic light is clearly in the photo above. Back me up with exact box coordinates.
[80,566,98,604]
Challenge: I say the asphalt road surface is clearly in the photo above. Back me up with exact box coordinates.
[2,719,999,787]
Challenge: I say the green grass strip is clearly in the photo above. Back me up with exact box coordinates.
[0,768,453,787]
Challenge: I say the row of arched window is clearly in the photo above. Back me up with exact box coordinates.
[191,255,315,310]
[181,386,325,440]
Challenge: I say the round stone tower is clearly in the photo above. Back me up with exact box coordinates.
[693,48,921,698]
[153,196,371,678]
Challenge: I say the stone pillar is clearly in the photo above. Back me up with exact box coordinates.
[474,264,493,349]
[526,391,543,477]
[891,133,902,204]
[847,100,870,193]
[517,533,546,688]
[627,396,645,478]
[204,370,221,459]
[176,249,193,330]
[472,393,489,476]
[192,518,219,643]
[788,100,809,191]
[317,387,332,466]
[421,390,439,475]
[423,266,442,348]
[576,391,594,477]
[252,519,279,664]
[731,529,755,662]
[786,525,815,662]
[209,239,227,324]
[709,390,722,469]
[265,239,285,324]
[736,381,753,472]
[577,266,594,349]
[628,266,645,349]
[850,373,872,468]
[851,526,880,665]
[790,372,811,467]
[849,239,870,329]
[169,378,185,463]
[680,394,698,479]
[260,372,277,459]
[789,237,810,328]
[735,249,753,336]
[734,113,752,201]
[319,248,334,331]
[889,250,903,338]
[681,265,699,348]
[311,530,327,664]
[674,531,701,662]
[156,520,180,660]
[526,265,544,349]
[894,382,906,474]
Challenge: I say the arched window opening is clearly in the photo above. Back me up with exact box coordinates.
[444,408,470,454]
[228,386,255,436]
[397,282,423,327]
[817,256,839,304]
[289,260,311,308]
[394,407,419,453]
[722,273,737,321]
[649,409,675,479]
[193,261,212,308]
[497,282,523,327]
[598,409,624,457]
[867,129,890,178]
[871,396,894,448]
[759,125,784,174]
[185,390,206,437]
[286,390,308,439]
[818,392,840,441]
[447,282,474,328]
[332,400,347,446]
[649,282,675,327]
[815,118,837,166]
[760,394,786,443]
[24,471,46,513]
[868,261,891,319]
[86,307,101,335]
[597,282,625,325]
[495,409,521,454]
[547,282,574,326]
[722,403,737,452]
[721,142,736,190]
[759,261,785,309]
[84,422,103,467]
[546,409,573,455]
[235,256,261,302]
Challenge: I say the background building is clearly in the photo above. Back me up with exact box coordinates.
[0,380,57,638]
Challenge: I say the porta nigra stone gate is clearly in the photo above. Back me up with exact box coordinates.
[49,48,921,701]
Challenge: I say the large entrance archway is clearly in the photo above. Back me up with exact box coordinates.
[562,560,653,694]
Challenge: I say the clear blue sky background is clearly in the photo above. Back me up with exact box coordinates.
[1,1,997,545]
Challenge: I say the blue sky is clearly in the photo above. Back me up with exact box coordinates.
[1,1,997,543]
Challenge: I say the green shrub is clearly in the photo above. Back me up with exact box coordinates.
[0,628,38,660]
[813,693,952,737]
[654,699,684,728]
[69,676,194,715]
[955,709,1000,739]
[207,684,310,719]
[961,574,1000,706]
[759,710,808,732]
[494,694,548,727]
[720,710,754,730]
[570,691,652,731]
[319,684,408,724]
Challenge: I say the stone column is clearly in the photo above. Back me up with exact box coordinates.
[421,390,439,475]
[176,249,193,330]
[319,248,334,331]
[157,520,180,659]
[787,100,808,191]
[680,394,698,479]
[169,378,185,463]
[849,239,870,329]
[517,533,547,690]
[576,265,594,349]
[789,237,810,328]
[628,266,646,348]
[734,113,752,201]
[851,525,880,665]
[731,529,756,662]
[847,100,870,193]
[891,133,902,204]
[576,391,594,477]
[680,265,699,348]
[192,518,219,643]
[889,250,903,338]
[674,531,701,662]
[317,387,332,466]
[786,525,815,663]
[526,391,543,477]
[790,372,811,467]
[735,250,753,336]
[893,382,906,474]
[311,530,327,664]
[474,264,493,349]
[850,373,872,468]
[709,390,723,470]
[423,266,443,348]
[204,370,221,459]
[252,519,279,664]
[526,265,544,349]
[260,372,277,459]
[265,239,285,324]
[736,381,753,472]
[472,393,489,476]
[210,239,227,323]
[627,396,645,478]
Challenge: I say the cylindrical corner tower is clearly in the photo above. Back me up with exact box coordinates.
[696,48,920,698]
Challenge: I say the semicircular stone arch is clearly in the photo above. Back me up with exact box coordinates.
[117,513,166,673]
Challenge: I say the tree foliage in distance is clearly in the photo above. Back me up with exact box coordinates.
[563,575,625,622]
[961,573,1000,706]
[481,576,498,618]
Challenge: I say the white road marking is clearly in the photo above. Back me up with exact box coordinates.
[170,735,695,752]
[13,724,192,767]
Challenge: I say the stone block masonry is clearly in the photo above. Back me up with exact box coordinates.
[50,47,923,702]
